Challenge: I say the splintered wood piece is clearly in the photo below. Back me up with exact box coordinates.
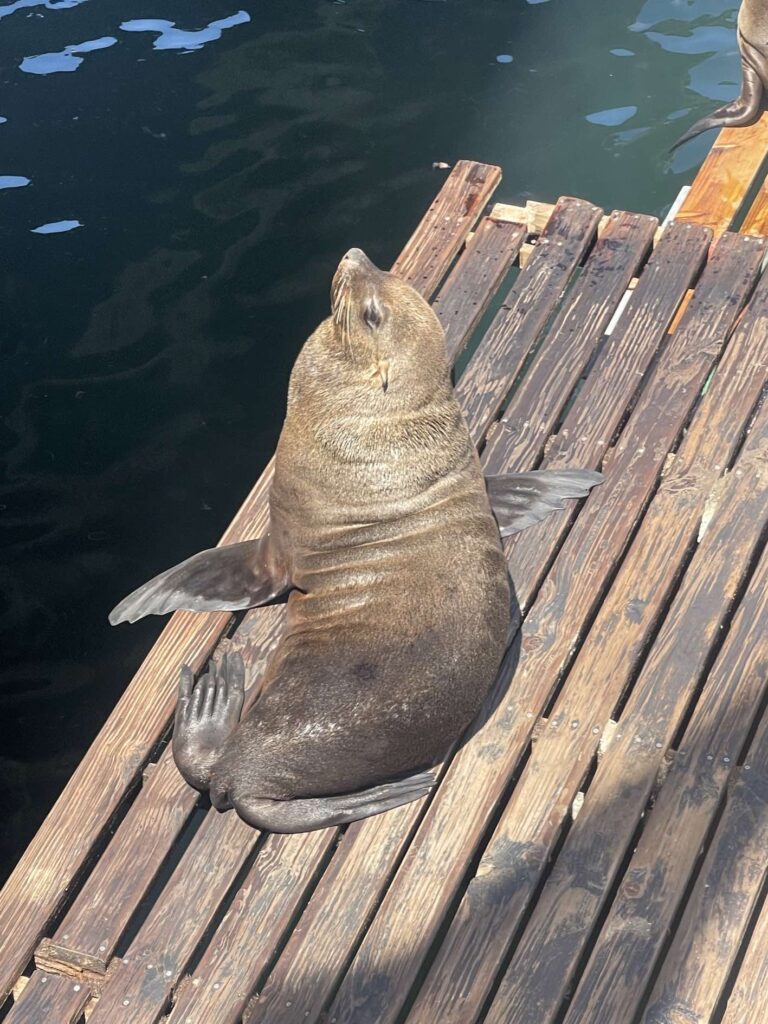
[456,197,602,445]
[432,216,526,363]
[2,972,88,1024]
[564,536,768,1024]
[391,160,502,296]
[86,808,259,1024]
[643,754,768,1023]
[0,609,230,1003]
[509,218,711,607]
[0,159,498,1004]
[165,828,335,1024]
[480,209,657,473]
[412,272,768,1024]
[676,112,768,237]
[321,233,765,1024]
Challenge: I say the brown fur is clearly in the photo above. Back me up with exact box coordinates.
[209,250,510,808]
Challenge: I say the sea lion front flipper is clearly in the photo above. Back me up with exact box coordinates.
[230,770,437,834]
[108,536,288,625]
[671,31,766,149]
[486,468,604,538]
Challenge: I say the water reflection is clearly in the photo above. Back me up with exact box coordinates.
[0,175,30,189]
[0,0,88,22]
[120,11,250,52]
[20,35,117,75]
[31,219,83,234]
[586,105,638,126]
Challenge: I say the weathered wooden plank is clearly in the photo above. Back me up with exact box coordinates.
[242,806,427,1024]
[741,173,768,237]
[4,613,286,1024]
[721,797,768,1024]
[456,197,602,446]
[564,528,768,1024]
[432,216,526,363]
[0,609,231,1004]
[508,219,711,607]
[643,716,768,1024]
[676,113,768,237]
[165,828,335,1024]
[2,972,88,1024]
[322,234,765,1024]
[412,298,768,1024]
[481,209,657,473]
[0,160,500,1004]
[391,160,502,296]
[84,808,258,1024]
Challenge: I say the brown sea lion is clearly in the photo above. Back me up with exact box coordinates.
[672,0,768,148]
[109,248,602,833]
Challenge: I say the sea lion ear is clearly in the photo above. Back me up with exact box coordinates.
[363,294,384,330]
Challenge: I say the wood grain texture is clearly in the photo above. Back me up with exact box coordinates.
[721,734,768,1024]
[322,234,762,1024]
[508,219,711,608]
[0,161,501,1007]
[456,197,602,446]
[391,160,502,296]
[2,972,89,1024]
[411,260,768,1024]
[565,527,768,1024]
[86,805,260,1024]
[0,608,231,1004]
[166,828,335,1024]
[643,762,768,1024]
[741,173,768,236]
[676,112,768,237]
[487,389,768,1024]
[243,806,427,1024]
[481,209,657,473]
[432,216,526,363]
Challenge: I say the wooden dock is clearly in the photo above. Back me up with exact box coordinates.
[2,117,768,1024]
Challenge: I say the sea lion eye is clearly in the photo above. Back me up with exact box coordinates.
[363,296,384,330]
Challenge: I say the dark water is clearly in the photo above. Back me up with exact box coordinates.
[0,0,742,883]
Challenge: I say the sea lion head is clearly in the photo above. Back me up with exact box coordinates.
[329,248,449,406]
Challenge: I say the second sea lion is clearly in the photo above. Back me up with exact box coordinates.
[109,248,602,833]
[672,0,768,148]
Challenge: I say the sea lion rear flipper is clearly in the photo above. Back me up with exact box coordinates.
[230,770,437,834]
[671,31,766,149]
[108,537,288,625]
[486,468,603,538]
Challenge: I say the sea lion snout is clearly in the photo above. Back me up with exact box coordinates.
[341,247,373,268]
